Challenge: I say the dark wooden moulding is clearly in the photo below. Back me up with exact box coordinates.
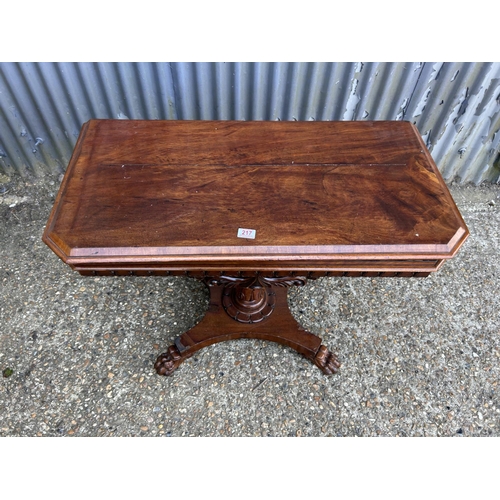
[43,120,469,376]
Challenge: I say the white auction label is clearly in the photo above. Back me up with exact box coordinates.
[237,228,256,239]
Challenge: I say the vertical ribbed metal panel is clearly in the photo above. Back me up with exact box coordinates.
[0,62,499,183]
[406,62,500,183]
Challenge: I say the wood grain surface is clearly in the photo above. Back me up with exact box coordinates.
[43,120,469,274]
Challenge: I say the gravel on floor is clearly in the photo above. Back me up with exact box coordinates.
[1,173,499,438]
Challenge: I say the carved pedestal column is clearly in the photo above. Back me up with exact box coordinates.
[154,275,340,376]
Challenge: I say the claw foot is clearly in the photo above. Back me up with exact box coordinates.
[313,345,341,375]
[154,345,183,376]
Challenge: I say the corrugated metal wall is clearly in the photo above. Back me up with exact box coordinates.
[0,62,499,183]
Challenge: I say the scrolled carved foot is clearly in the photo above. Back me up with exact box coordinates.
[154,345,183,376]
[313,345,341,375]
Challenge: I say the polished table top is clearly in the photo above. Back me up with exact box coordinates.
[43,119,468,276]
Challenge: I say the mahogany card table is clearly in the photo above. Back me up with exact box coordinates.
[43,120,469,376]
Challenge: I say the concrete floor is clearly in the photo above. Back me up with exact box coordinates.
[0,174,499,437]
